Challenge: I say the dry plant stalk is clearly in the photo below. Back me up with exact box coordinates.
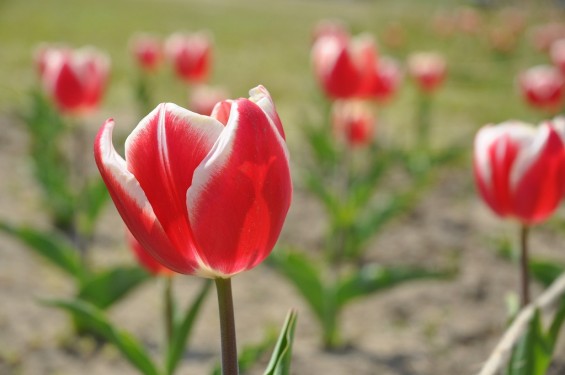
[478,272,565,375]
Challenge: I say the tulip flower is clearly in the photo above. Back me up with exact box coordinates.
[130,34,163,72]
[188,85,229,116]
[94,85,291,277]
[473,120,565,306]
[332,100,376,147]
[474,121,565,225]
[518,65,565,114]
[165,31,212,83]
[40,46,110,115]
[95,85,291,374]
[407,52,447,94]
[312,33,378,99]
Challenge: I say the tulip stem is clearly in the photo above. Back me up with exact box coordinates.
[519,224,530,307]
[215,278,239,375]
[164,275,174,346]
[416,92,432,150]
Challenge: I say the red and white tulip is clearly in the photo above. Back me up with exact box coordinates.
[94,86,292,278]
[40,46,110,115]
[473,121,565,225]
[311,33,378,99]
[130,34,163,72]
[518,65,565,113]
[332,100,376,147]
[407,52,447,94]
[165,32,212,83]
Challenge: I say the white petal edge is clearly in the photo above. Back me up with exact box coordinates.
[98,120,159,221]
[474,121,535,189]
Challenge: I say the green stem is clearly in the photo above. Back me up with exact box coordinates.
[215,278,238,375]
[519,224,530,307]
[416,92,432,150]
[164,276,174,346]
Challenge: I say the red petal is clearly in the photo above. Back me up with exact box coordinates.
[94,119,196,273]
[511,125,565,223]
[187,99,292,277]
[125,103,223,261]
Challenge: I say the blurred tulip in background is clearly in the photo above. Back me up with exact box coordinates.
[165,31,212,84]
[39,46,110,115]
[130,33,163,73]
[518,65,565,114]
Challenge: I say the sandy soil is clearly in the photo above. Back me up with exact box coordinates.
[1,111,565,375]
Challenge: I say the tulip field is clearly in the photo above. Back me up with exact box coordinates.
[4,0,565,374]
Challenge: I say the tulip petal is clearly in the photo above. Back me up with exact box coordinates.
[125,103,224,267]
[474,122,534,217]
[187,99,292,278]
[94,119,195,273]
[249,85,286,140]
[511,124,565,223]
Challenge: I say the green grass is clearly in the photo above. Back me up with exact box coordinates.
[0,0,560,145]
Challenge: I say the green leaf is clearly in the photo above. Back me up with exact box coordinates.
[303,172,341,220]
[336,263,451,308]
[268,250,325,322]
[507,309,552,375]
[0,221,83,279]
[165,279,212,375]
[263,309,298,375]
[304,123,339,167]
[79,177,110,235]
[44,298,159,375]
[529,261,564,288]
[350,183,425,256]
[21,90,75,230]
[78,266,150,310]
[548,297,565,348]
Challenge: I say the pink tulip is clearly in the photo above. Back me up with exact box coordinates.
[332,100,376,147]
[473,121,565,225]
[40,46,110,115]
[518,65,565,113]
[188,85,229,116]
[312,33,378,99]
[94,86,292,278]
[130,34,163,72]
[407,52,447,93]
[126,229,173,275]
[165,32,212,83]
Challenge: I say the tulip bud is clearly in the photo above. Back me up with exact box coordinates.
[130,34,163,72]
[311,33,378,100]
[332,100,376,147]
[407,52,447,94]
[518,65,565,113]
[40,46,110,115]
[165,31,212,83]
[473,121,565,225]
